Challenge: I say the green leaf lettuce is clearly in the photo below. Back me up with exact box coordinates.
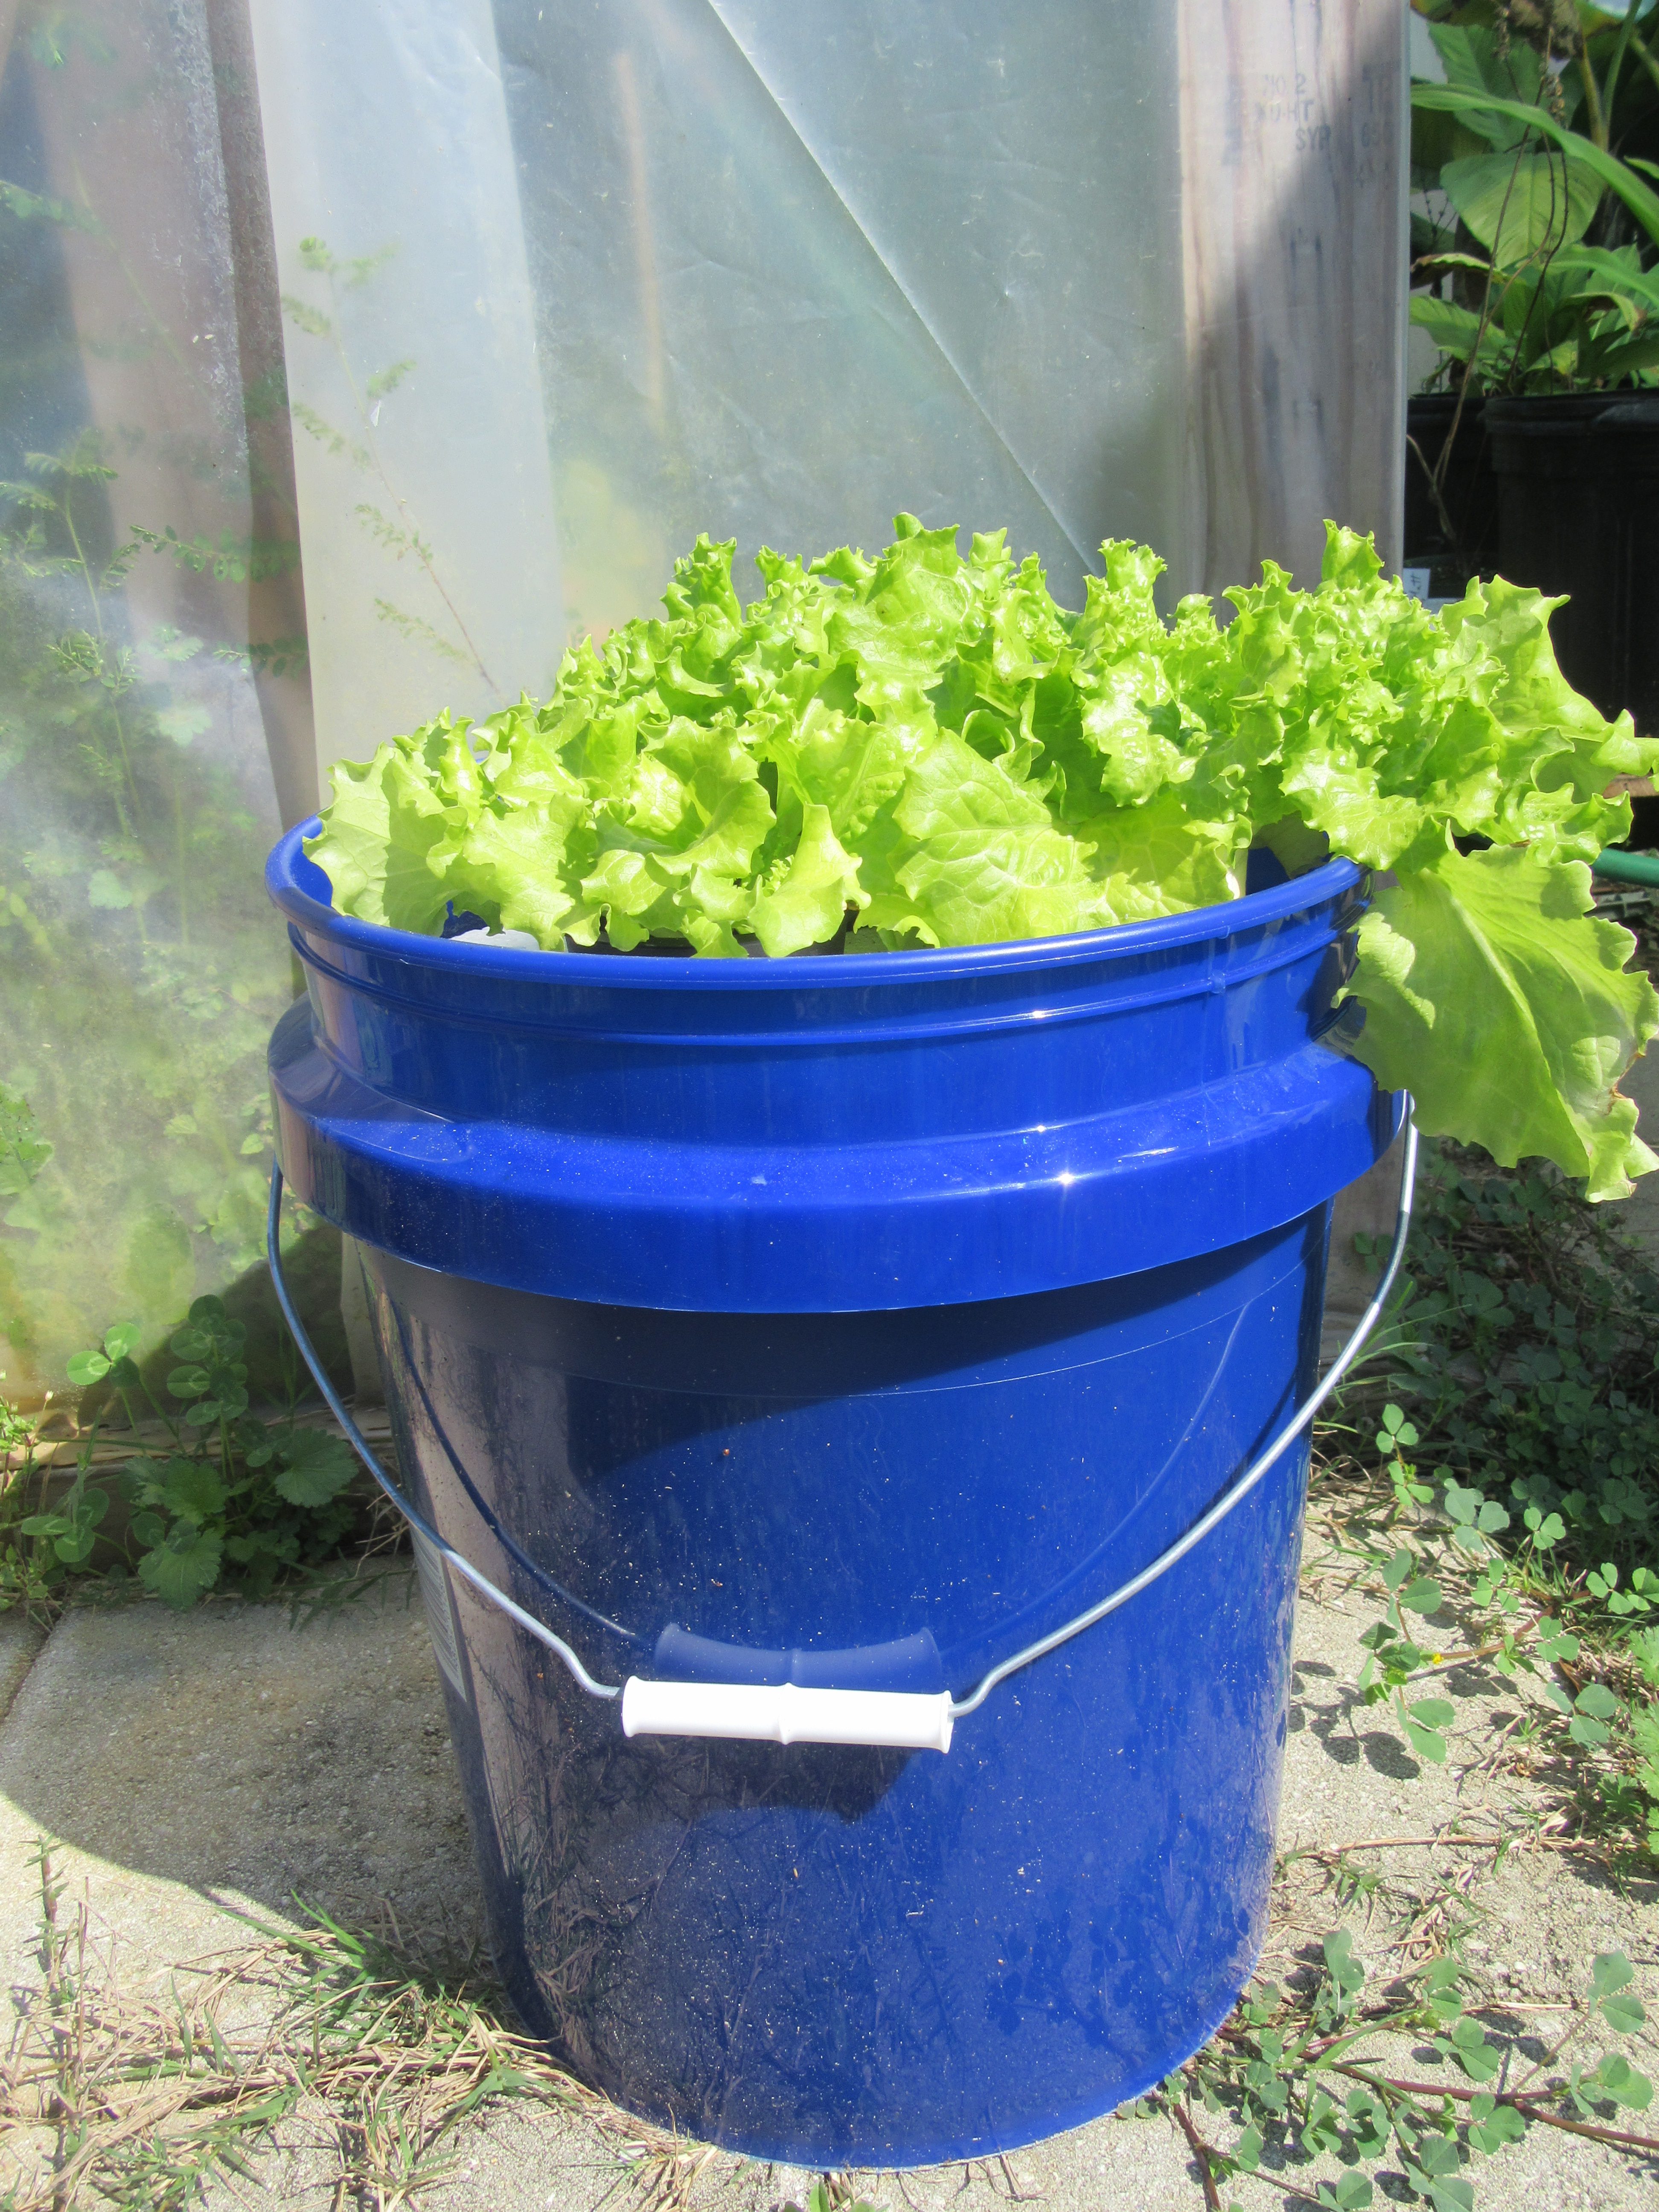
[307,516,1659,1196]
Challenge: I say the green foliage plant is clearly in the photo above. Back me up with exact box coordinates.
[309,515,1659,1200]
[1410,4,1659,393]
[1327,1135,1659,1860]
[0,427,299,1397]
[0,1297,358,1612]
[1153,1929,1655,2211]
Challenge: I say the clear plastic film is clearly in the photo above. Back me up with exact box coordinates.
[247,0,1188,797]
[0,3,309,1400]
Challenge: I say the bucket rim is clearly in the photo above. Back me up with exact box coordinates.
[267,818,1363,992]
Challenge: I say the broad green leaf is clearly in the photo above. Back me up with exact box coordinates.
[1409,294,1493,361]
[1426,21,1545,152]
[1342,845,1659,1202]
[66,1349,110,1385]
[1525,1507,1566,1547]
[1467,2095,1526,2154]
[1411,84,1659,251]
[1403,1716,1450,1762]
[881,729,1108,947]
[1413,2133,1464,2180]
[272,1428,357,1508]
[157,1458,227,1523]
[1437,2015,1501,2081]
[1553,247,1659,318]
[86,868,132,910]
[1401,1577,1444,1615]
[1593,1952,1646,2034]
[1409,1698,1456,1728]
[1424,2179,1475,2212]
[137,1525,224,1610]
[1592,2052,1653,2110]
[748,802,865,955]
[1077,792,1247,926]
[1419,1956,1466,2022]
[1601,1986,1648,2035]
[433,781,595,949]
[1441,148,1602,262]
[306,515,1659,1199]
[304,719,458,934]
[0,1082,54,1196]
[1316,2175,1373,2210]
[1322,1927,1366,1998]
[1443,1479,1482,1526]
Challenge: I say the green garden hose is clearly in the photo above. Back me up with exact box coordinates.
[1594,848,1659,888]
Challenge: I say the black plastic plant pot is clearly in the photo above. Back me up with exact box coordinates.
[1485,393,1659,735]
[1404,394,1499,588]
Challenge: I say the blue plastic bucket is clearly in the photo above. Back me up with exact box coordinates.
[266,822,1399,2165]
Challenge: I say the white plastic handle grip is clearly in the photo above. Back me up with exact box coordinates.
[621,1676,955,1753]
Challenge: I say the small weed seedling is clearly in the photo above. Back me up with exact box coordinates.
[1,1296,361,1612]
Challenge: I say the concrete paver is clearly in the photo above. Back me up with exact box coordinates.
[2,1560,1655,2211]
[0,1610,45,1726]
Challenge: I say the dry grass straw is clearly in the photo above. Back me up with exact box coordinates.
[0,1843,713,2211]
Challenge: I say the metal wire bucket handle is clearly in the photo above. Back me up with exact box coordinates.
[267,1113,1416,1755]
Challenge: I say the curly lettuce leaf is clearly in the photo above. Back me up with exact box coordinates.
[871,727,1108,947]
[579,715,774,954]
[1342,844,1659,1199]
[1079,792,1249,925]
[306,719,457,935]
[748,803,867,957]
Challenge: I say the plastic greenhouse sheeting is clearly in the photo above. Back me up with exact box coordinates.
[249,0,1185,793]
[2,0,1186,1403]
[0,2,309,1406]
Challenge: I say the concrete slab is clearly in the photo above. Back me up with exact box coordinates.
[0,1575,483,1988]
[2,1562,1655,2212]
[0,1610,45,1725]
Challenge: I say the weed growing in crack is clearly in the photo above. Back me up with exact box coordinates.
[0,1842,707,2212]
[1132,1922,1654,2212]
[0,1295,364,1612]
[1323,1137,1659,1862]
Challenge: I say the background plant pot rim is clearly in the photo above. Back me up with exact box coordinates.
[1408,392,1487,419]
[1484,390,1659,437]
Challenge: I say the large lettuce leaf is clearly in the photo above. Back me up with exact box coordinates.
[307,513,1659,1194]
[1341,845,1659,1201]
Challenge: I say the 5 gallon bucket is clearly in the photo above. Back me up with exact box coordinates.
[266,824,1401,2166]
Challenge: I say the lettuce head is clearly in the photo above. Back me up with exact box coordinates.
[306,516,1659,1197]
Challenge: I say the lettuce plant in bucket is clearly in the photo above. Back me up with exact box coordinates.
[273,517,1659,2159]
[309,516,1659,1201]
